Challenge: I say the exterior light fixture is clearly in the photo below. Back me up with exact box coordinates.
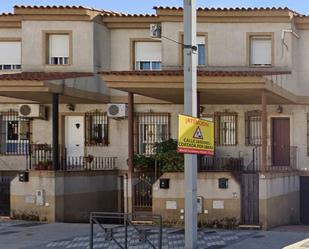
[277,105,283,114]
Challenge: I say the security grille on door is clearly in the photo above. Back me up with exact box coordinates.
[0,111,31,155]
[136,113,170,155]
[85,111,109,146]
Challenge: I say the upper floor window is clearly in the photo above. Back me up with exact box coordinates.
[249,35,272,67]
[197,36,206,66]
[136,113,170,155]
[0,41,21,71]
[46,33,71,65]
[135,42,162,70]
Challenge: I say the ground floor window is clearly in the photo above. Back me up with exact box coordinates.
[245,110,262,146]
[85,111,109,146]
[214,112,237,146]
[136,113,170,155]
[0,111,30,155]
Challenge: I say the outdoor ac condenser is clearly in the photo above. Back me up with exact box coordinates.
[107,104,128,118]
[18,104,47,119]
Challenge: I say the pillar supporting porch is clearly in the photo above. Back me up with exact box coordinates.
[261,91,267,173]
[52,93,59,171]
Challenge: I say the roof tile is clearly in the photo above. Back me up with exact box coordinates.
[0,72,94,81]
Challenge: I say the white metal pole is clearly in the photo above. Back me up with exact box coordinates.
[183,0,198,248]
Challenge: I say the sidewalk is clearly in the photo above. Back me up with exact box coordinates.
[1,220,309,249]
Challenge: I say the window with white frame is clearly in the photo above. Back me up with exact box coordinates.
[0,41,21,71]
[48,34,70,65]
[245,111,262,146]
[197,36,206,66]
[250,36,272,66]
[135,42,162,70]
[0,111,30,155]
[85,111,109,146]
[136,113,170,155]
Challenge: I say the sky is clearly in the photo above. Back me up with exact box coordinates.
[0,0,309,15]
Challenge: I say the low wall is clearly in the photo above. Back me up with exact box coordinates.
[10,170,121,222]
[259,173,300,229]
[153,172,241,225]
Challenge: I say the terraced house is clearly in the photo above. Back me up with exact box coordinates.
[0,5,309,229]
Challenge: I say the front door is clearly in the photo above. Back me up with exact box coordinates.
[65,116,85,160]
[272,118,290,166]
[241,172,259,225]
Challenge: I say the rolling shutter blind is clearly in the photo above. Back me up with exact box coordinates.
[197,36,205,45]
[49,34,69,58]
[0,42,21,64]
[251,38,272,65]
[135,42,161,62]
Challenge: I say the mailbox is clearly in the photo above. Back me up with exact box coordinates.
[19,171,29,182]
[218,178,229,189]
[160,178,170,189]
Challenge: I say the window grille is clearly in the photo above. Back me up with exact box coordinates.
[85,111,109,146]
[245,110,262,146]
[135,113,170,155]
[214,112,237,146]
[0,111,31,155]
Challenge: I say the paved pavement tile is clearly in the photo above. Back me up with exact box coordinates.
[1,220,309,249]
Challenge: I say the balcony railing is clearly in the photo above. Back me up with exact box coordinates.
[198,156,244,172]
[27,144,117,171]
[248,145,298,172]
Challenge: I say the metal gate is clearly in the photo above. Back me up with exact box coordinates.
[133,173,156,212]
[241,173,259,225]
[0,176,11,216]
[300,176,309,224]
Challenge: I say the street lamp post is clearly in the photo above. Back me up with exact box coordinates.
[183,0,198,248]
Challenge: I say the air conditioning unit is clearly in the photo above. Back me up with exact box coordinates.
[150,24,161,38]
[18,104,47,119]
[107,104,128,118]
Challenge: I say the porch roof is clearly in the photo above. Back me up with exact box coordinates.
[100,70,296,104]
[0,72,109,104]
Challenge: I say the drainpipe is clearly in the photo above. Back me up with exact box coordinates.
[127,92,134,213]
[52,93,59,171]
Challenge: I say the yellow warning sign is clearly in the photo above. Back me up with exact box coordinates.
[177,114,214,156]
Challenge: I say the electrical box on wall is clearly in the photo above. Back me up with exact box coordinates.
[160,178,170,189]
[197,196,203,214]
[218,178,229,189]
[19,171,29,182]
[36,189,45,206]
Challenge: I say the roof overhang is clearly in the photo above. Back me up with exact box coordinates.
[0,72,110,104]
[101,70,296,104]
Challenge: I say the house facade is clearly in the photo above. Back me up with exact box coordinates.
[0,5,309,228]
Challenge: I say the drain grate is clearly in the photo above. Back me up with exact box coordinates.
[12,222,45,228]
[252,235,265,239]
[0,231,19,235]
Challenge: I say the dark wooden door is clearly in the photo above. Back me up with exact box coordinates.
[300,177,309,224]
[0,177,10,216]
[272,118,290,166]
[241,173,259,225]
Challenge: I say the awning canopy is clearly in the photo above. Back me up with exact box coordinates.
[101,70,296,104]
[0,72,110,103]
